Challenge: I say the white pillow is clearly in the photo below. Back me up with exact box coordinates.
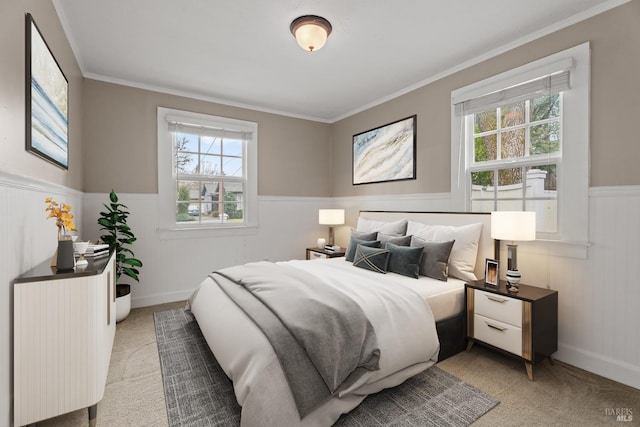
[356,218,408,236]
[408,221,483,281]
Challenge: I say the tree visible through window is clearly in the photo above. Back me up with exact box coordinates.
[468,93,561,234]
[452,43,590,245]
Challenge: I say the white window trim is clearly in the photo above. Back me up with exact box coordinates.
[451,43,590,257]
[157,107,258,239]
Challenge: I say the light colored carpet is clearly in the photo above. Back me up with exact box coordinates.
[38,301,639,426]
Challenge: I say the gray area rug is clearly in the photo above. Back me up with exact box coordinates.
[154,308,499,426]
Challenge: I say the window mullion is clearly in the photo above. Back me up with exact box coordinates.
[493,166,498,211]
[525,100,531,158]
[521,166,527,211]
[496,106,502,160]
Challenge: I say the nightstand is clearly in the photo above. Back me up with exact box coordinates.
[306,247,345,260]
[465,280,558,380]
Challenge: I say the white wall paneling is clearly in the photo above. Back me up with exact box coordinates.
[337,188,640,390]
[0,171,83,427]
[81,193,335,308]
[2,177,639,427]
[514,186,640,390]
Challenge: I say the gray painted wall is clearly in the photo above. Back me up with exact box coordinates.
[0,0,84,190]
[330,1,640,196]
[82,80,332,196]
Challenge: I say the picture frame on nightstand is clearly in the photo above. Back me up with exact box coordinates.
[484,258,499,287]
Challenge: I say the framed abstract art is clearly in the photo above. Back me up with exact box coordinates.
[352,115,416,185]
[25,13,69,169]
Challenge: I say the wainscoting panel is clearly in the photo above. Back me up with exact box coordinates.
[0,171,83,427]
[2,176,639,427]
[81,193,336,308]
[568,186,640,389]
[337,189,640,390]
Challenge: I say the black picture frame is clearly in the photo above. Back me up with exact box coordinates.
[485,258,499,287]
[352,115,416,185]
[25,13,69,169]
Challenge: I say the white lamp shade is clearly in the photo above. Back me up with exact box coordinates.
[491,211,536,241]
[319,209,345,225]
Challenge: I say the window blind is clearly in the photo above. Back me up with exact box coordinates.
[454,70,570,115]
[167,121,250,140]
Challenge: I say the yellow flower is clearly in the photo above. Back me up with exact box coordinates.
[45,197,77,236]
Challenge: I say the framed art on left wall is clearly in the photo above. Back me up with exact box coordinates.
[25,13,69,169]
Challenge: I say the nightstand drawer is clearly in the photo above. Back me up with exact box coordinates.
[474,289,522,327]
[308,251,328,260]
[474,314,522,356]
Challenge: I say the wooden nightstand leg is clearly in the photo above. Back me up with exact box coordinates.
[549,356,556,366]
[466,341,474,352]
[525,362,534,381]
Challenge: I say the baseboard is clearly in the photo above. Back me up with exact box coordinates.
[555,342,640,390]
[131,289,193,309]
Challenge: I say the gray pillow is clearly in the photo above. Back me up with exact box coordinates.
[345,238,381,262]
[353,245,390,274]
[386,243,424,279]
[356,218,408,236]
[350,229,378,240]
[378,233,412,248]
[410,236,455,281]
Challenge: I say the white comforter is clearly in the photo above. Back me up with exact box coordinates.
[189,258,440,427]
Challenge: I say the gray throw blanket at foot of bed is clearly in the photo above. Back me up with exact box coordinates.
[212,261,381,417]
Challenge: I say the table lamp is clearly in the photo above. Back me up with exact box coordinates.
[490,211,536,292]
[318,209,345,247]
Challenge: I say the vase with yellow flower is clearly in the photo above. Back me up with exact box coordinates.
[45,197,77,271]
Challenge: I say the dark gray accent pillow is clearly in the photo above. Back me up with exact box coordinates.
[378,233,412,248]
[345,238,381,262]
[350,230,378,240]
[386,243,424,279]
[410,236,455,281]
[345,230,378,261]
[353,245,390,274]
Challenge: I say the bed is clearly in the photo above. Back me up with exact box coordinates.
[188,211,493,426]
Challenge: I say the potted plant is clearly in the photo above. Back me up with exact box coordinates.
[98,190,143,322]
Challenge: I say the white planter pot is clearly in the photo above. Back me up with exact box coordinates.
[116,284,131,322]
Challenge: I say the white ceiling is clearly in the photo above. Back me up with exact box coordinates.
[53,0,623,122]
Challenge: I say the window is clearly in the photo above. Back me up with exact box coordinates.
[452,43,590,248]
[157,108,257,235]
[467,80,564,234]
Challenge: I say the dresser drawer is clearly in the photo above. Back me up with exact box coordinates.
[308,251,327,260]
[474,289,522,327]
[474,314,523,356]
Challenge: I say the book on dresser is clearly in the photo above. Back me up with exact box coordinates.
[83,244,110,257]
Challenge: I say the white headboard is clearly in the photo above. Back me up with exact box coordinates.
[358,211,494,280]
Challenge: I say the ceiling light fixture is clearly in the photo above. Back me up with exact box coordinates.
[290,15,332,52]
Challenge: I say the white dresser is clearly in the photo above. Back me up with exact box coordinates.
[466,280,558,380]
[13,253,116,427]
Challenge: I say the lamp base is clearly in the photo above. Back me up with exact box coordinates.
[328,227,335,246]
[506,269,521,292]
